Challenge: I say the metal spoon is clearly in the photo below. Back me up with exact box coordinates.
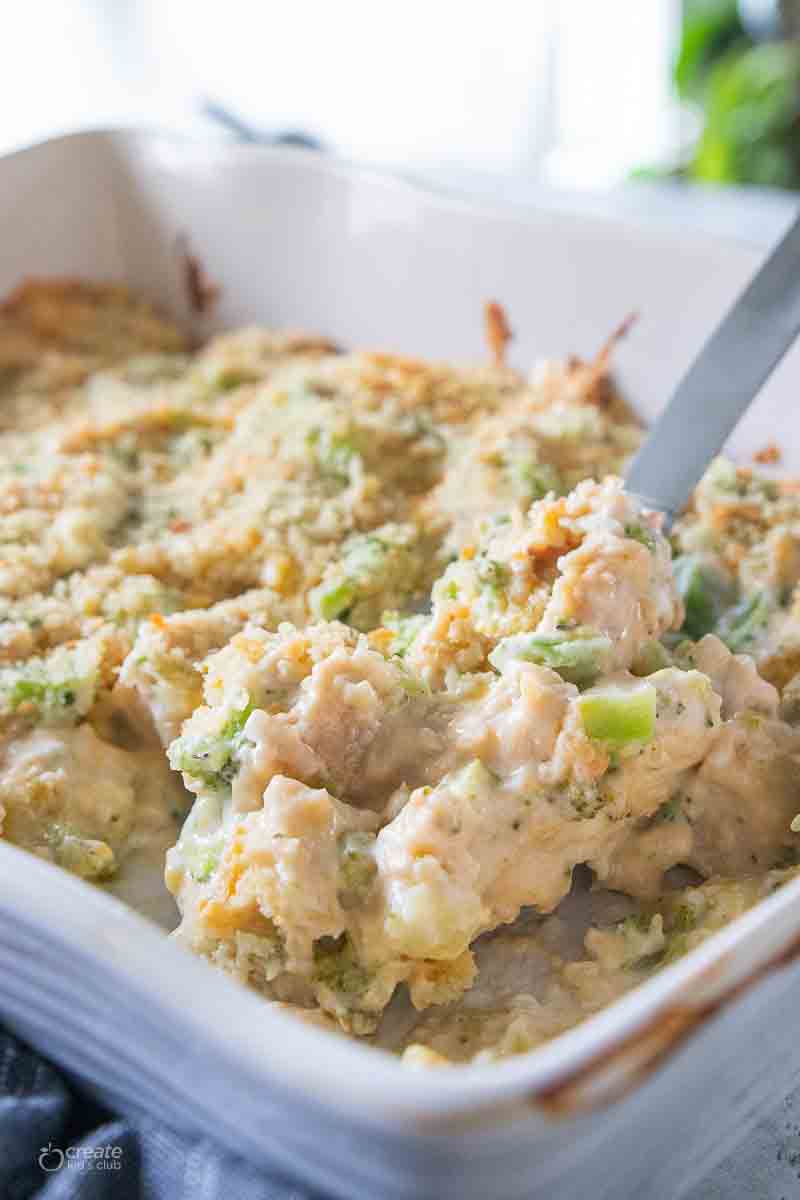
[626,210,800,525]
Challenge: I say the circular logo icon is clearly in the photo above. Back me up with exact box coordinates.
[38,1144,64,1173]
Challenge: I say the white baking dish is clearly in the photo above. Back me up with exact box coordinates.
[3,129,800,1200]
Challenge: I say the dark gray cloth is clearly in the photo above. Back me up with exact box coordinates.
[0,1025,322,1200]
[1,1021,797,1199]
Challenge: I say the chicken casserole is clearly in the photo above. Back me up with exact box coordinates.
[2,279,799,1065]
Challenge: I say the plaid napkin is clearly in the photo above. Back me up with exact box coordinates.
[1,1020,797,1199]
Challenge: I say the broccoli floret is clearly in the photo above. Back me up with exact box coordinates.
[169,700,254,791]
[310,528,423,629]
[0,640,101,725]
[313,936,370,994]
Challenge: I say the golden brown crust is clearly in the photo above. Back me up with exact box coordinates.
[573,312,638,410]
[755,442,781,465]
[0,277,186,356]
[484,300,513,368]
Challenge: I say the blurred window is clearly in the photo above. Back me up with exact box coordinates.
[1,0,680,187]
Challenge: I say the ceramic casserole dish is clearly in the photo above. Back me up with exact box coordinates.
[2,130,800,1200]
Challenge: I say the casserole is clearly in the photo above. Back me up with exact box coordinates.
[3,129,800,1199]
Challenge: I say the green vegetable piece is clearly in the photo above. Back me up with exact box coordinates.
[624,522,656,552]
[657,794,683,823]
[671,904,697,934]
[338,832,377,902]
[313,934,371,997]
[578,685,657,747]
[170,700,254,791]
[672,554,734,641]
[661,933,690,965]
[715,590,771,652]
[631,639,672,677]
[381,612,426,658]
[220,701,254,740]
[46,825,117,881]
[478,559,509,593]
[10,679,77,711]
[342,535,387,580]
[489,631,613,688]
[316,581,356,621]
[307,428,360,483]
[511,459,563,501]
[198,357,262,393]
[190,850,221,883]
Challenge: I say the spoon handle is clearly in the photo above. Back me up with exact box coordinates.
[626,209,800,521]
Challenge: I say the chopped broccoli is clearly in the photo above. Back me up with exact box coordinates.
[477,559,509,594]
[704,457,777,501]
[169,700,254,791]
[307,427,360,483]
[490,630,613,688]
[46,825,117,881]
[578,684,657,748]
[607,913,666,968]
[342,535,388,579]
[631,639,673,677]
[656,795,683,823]
[200,361,261,392]
[705,458,740,493]
[0,639,103,725]
[190,850,221,883]
[624,522,656,552]
[716,591,771,653]
[315,581,356,621]
[10,679,77,712]
[660,933,691,965]
[507,457,563,501]
[313,934,372,997]
[172,793,226,882]
[672,555,735,641]
[671,904,697,934]
[310,528,421,628]
[381,612,426,658]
